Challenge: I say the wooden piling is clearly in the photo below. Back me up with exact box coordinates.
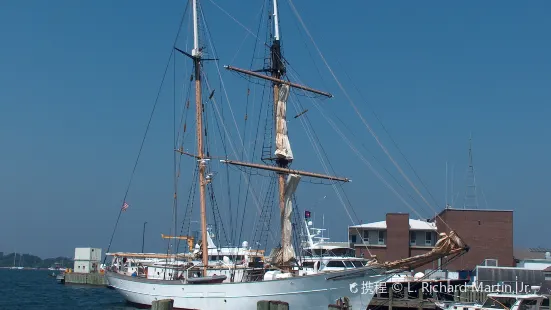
[152,299,174,310]
[454,288,460,302]
[417,287,423,310]
[257,300,289,310]
[389,288,394,310]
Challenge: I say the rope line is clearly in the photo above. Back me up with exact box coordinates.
[104,1,190,260]
[339,62,442,210]
[287,0,452,230]
[199,8,278,243]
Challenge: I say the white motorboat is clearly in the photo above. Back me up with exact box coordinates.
[435,292,547,310]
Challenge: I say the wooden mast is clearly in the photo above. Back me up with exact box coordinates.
[223,0,337,271]
[191,0,209,275]
[271,0,291,272]
[222,0,340,272]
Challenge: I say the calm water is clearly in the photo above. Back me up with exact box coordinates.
[0,269,137,310]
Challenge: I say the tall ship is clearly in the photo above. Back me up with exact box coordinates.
[104,0,468,309]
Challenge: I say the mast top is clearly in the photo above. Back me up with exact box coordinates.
[192,0,201,57]
[273,0,281,41]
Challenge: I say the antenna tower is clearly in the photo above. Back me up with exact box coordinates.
[463,134,479,209]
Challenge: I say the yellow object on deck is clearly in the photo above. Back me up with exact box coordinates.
[161,234,195,250]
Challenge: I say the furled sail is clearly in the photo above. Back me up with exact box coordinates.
[275,84,293,161]
[377,231,468,271]
[272,173,301,266]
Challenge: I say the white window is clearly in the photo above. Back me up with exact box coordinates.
[410,232,416,246]
[363,231,369,243]
[425,232,432,246]
[378,231,385,245]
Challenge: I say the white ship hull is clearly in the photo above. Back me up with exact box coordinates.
[106,267,389,309]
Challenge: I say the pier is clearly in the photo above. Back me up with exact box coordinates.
[63,272,108,286]
[366,279,467,310]
[57,247,107,286]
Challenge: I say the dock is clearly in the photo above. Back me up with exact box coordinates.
[366,279,468,310]
[63,272,108,286]
[58,247,107,286]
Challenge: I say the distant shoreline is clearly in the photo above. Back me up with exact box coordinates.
[0,267,65,270]
[0,253,73,269]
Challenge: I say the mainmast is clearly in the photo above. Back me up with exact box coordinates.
[191,0,209,275]
[273,0,281,42]
[271,0,284,82]
[271,0,294,272]
[223,0,343,272]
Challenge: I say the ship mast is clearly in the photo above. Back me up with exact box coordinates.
[223,0,343,272]
[191,0,209,275]
[271,0,291,271]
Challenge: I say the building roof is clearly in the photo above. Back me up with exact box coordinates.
[435,207,513,218]
[445,207,513,212]
[350,219,437,231]
[514,248,547,260]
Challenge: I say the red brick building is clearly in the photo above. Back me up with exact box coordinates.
[435,208,514,270]
[349,208,514,271]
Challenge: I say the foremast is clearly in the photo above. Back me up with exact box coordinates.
[191,0,209,275]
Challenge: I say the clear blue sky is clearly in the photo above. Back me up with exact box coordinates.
[1,0,549,258]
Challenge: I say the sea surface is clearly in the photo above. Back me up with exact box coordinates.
[0,269,137,310]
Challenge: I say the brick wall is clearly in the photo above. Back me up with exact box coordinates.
[435,209,514,270]
[386,213,410,261]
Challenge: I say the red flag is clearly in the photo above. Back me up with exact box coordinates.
[121,202,129,212]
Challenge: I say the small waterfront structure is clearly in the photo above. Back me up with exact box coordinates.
[59,247,108,286]
[73,248,101,274]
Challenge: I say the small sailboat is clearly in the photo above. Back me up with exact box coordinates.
[10,251,24,270]
[9,252,17,270]
[17,254,24,269]
[104,1,468,309]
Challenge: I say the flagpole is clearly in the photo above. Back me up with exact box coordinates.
[142,221,148,253]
